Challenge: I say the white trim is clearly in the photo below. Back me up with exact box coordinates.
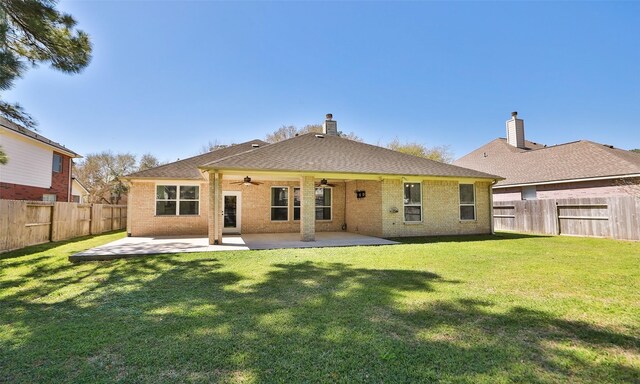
[270,186,289,222]
[154,183,201,216]
[459,183,476,221]
[222,191,241,234]
[403,182,422,223]
[494,174,640,189]
[0,126,79,158]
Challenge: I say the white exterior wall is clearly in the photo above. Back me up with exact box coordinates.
[0,130,53,188]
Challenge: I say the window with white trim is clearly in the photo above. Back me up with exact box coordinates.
[52,153,62,173]
[271,187,289,221]
[293,187,301,221]
[459,184,476,220]
[315,187,332,220]
[403,183,422,222]
[156,185,199,215]
[43,194,56,202]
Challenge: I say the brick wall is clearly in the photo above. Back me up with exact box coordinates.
[0,151,71,201]
[381,179,492,237]
[493,178,639,201]
[128,180,210,237]
[128,177,493,238]
[222,180,346,234]
[345,180,382,236]
[128,178,347,237]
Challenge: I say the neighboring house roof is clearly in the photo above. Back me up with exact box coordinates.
[0,116,80,157]
[125,139,269,179]
[201,133,499,179]
[454,138,640,187]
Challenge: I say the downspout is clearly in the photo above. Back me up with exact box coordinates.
[489,179,497,235]
[68,157,73,202]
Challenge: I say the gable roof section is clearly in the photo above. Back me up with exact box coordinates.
[454,138,640,187]
[126,139,269,180]
[201,133,499,179]
[0,116,80,157]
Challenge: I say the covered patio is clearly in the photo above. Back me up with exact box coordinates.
[69,232,398,261]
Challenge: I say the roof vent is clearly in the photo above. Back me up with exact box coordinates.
[315,134,325,138]
[251,143,260,148]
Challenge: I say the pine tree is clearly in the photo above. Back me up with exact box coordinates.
[0,0,92,128]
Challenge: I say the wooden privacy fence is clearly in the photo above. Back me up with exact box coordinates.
[0,200,127,253]
[493,196,640,241]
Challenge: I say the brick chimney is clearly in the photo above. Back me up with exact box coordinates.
[506,111,525,148]
[322,113,338,136]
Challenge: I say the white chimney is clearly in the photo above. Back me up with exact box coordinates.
[506,111,525,148]
[322,113,338,136]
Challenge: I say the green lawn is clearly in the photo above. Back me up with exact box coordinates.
[1,232,638,383]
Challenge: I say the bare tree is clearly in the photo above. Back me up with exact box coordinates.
[199,139,233,154]
[74,151,136,204]
[138,153,162,171]
[265,124,362,143]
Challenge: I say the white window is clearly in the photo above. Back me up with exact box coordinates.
[459,184,476,220]
[403,183,422,222]
[43,194,56,202]
[522,186,537,200]
[293,187,301,221]
[315,187,332,220]
[271,187,289,221]
[52,153,62,173]
[156,185,199,216]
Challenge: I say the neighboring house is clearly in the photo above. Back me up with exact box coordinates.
[0,117,81,202]
[71,177,90,203]
[125,114,500,243]
[454,112,640,202]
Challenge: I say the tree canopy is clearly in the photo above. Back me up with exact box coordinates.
[0,0,91,127]
[386,138,454,163]
[0,146,7,164]
[265,124,363,143]
[74,152,161,204]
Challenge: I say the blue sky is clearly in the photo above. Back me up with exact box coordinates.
[5,1,640,162]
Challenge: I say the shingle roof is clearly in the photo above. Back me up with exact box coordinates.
[125,139,269,179]
[201,133,499,179]
[0,116,80,157]
[454,138,640,187]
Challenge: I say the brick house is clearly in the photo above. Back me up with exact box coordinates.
[125,115,500,243]
[0,117,80,202]
[454,112,640,202]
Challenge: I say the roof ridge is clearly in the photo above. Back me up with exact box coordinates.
[201,133,321,168]
[126,139,266,177]
[580,140,640,167]
[0,116,80,157]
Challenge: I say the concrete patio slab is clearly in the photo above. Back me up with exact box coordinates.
[69,232,398,261]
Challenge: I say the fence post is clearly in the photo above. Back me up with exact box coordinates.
[49,203,56,242]
[555,201,561,235]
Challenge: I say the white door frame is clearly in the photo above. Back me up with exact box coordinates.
[222,191,241,234]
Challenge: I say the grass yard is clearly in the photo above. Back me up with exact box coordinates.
[0,231,638,383]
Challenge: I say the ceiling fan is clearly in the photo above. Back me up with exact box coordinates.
[315,178,336,187]
[230,176,263,186]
